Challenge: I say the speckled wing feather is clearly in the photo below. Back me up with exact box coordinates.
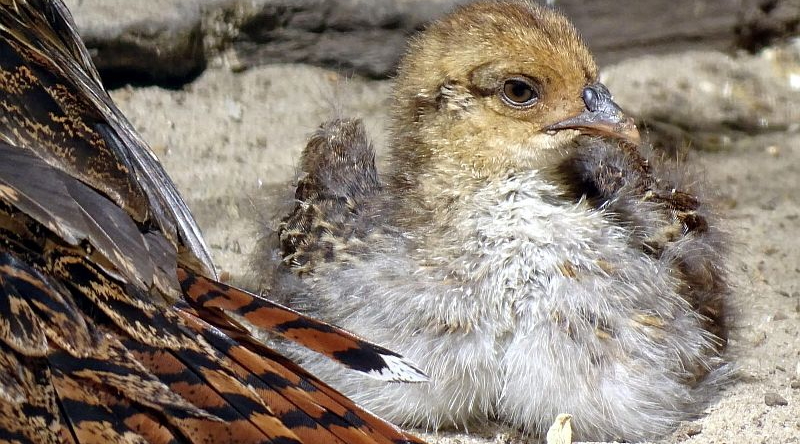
[0,1,426,443]
[277,119,383,274]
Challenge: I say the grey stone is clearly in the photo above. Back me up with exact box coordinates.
[63,0,460,83]
[63,0,218,85]
[764,391,789,406]
[65,0,800,85]
[226,0,462,78]
[603,44,800,152]
[559,0,745,65]
[736,0,800,51]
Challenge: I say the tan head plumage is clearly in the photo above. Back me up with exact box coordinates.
[389,0,634,189]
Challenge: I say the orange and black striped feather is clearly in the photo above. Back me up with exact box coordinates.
[179,270,426,382]
[174,304,410,444]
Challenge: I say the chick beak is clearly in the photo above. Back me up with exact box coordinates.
[546,83,640,144]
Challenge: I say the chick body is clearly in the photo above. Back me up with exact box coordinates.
[259,1,729,441]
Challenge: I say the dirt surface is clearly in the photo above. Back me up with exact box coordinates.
[108,47,800,443]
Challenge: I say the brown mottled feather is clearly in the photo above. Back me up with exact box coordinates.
[0,0,213,276]
[275,119,382,275]
[0,1,426,443]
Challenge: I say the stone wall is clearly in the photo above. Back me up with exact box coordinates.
[64,0,800,86]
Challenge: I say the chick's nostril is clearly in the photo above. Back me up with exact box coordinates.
[582,86,599,111]
[582,83,622,115]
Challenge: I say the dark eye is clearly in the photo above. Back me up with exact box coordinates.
[500,77,539,108]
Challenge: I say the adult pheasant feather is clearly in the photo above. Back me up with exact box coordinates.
[0,1,426,443]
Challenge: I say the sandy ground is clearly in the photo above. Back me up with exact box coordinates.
[108,49,800,442]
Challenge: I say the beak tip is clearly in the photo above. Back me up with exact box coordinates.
[620,118,641,145]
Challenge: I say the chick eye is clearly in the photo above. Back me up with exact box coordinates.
[500,78,539,108]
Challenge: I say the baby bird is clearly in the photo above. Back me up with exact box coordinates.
[259,0,730,442]
[0,1,426,443]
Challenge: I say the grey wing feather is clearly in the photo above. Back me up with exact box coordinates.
[0,143,163,297]
[274,119,383,274]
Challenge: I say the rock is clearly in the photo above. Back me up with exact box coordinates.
[676,421,704,437]
[764,391,789,406]
[217,0,461,78]
[559,0,746,65]
[736,0,800,51]
[62,0,460,84]
[603,43,800,152]
[63,0,215,86]
[64,0,800,87]
[685,422,704,437]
